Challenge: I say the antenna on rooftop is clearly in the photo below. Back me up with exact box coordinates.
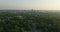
[31,9,34,11]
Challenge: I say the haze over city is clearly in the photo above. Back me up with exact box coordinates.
[0,0,60,10]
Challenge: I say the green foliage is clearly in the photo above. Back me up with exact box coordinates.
[0,10,60,32]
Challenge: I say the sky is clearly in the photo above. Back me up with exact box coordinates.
[0,0,60,10]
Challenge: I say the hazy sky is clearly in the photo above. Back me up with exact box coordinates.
[0,0,60,10]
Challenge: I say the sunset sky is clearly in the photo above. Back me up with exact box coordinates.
[0,0,60,10]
